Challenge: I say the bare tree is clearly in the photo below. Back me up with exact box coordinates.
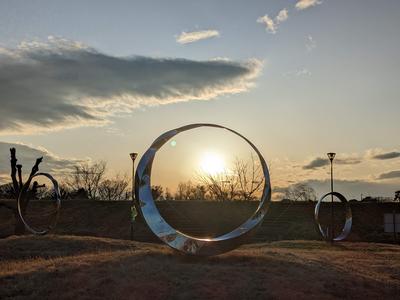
[151,185,164,201]
[0,148,44,234]
[173,181,209,201]
[98,174,129,201]
[175,181,195,200]
[191,184,208,201]
[234,154,264,201]
[196,154,264,201]
[164,188,174,201]
[66,161,106,200]
[197,172,238,201]
[283,183,317,202]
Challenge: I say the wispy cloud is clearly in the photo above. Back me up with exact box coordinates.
[0,141,87,182]
[284,68,312,77]
[305,178,398,199]
[176,30,220,44]
[306,35,316,51]
[270,148,400,200]
[295,0,322,10]
[303,157,329,170]
[303,156,362,170]
[0,37,262,135]
[274,178,399,200]
[257,8,289,34]
[371,151,400,160]
[377,170,400,180]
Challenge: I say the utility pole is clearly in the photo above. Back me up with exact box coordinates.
[129,153,138,241]
[327,152,336,244]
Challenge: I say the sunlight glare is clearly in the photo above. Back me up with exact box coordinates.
[199,152,225,175]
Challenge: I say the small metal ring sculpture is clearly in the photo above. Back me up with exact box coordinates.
[17,172,61,235]
[314,191,352,241]
[135,123,271,256]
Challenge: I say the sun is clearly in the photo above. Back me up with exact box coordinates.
[199,152,225,175]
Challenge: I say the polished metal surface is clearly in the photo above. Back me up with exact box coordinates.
[17,172,61,235]
[314,191,352,241]
[135,123,271,256]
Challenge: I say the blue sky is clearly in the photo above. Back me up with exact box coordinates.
[0,0,399,199]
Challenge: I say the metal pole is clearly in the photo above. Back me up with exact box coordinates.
[393,209,396,243]
[330,159,334,244]
[129,153,138,240]
[327,152,336,244]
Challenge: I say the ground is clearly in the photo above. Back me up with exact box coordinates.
[0,236,399,299]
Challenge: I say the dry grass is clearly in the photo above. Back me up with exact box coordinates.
[0,235,399,300]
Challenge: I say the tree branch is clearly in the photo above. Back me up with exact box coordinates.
[16,164,23,190]
[29,157,43,178]
[10,148,19,196]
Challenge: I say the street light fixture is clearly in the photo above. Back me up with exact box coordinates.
[327,152,336,243]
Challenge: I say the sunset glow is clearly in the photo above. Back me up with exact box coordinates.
[199,152,226,175]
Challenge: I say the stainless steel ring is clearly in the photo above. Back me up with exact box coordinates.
[314,191,352,241]
[17,172,61,235]
[135,123,271,256]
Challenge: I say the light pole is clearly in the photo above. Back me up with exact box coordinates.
[129,152,138,240]
[327,152,336,243]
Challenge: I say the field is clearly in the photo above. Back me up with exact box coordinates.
[1,235,399,299]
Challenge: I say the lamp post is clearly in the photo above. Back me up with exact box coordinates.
[327,152,336,243]
[129,152,138,240]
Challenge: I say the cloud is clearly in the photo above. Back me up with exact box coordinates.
[257,15,277,34]
[377,170,400,180]
[295,0,322,10]
[273,178,399,200]
[0,141,86,183]
[284,68,312,77]
[257,8,288,34]
[372,151,400,160]
[176,30,220,44]
[303,157,328,170]
[303,156,362,170]
[305,178,398,199]
[306,35,316,51]
[0,37,262,134]
[276,9,289,23]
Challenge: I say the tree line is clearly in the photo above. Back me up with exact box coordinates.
[0,154,269,201]
[0,153,323,202]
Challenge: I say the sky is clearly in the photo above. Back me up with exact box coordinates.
[0,0,399,200]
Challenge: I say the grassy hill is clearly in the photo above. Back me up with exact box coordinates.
[1,235,399,299]
[2,200,396,243]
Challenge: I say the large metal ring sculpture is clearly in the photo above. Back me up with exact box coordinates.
[135,123,271,256]
[17,172,61,235]
[314,191,352,241]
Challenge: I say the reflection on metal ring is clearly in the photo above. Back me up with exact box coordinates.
[17,172,61,235]
[135,123,271,256]
[314,191,352,241]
